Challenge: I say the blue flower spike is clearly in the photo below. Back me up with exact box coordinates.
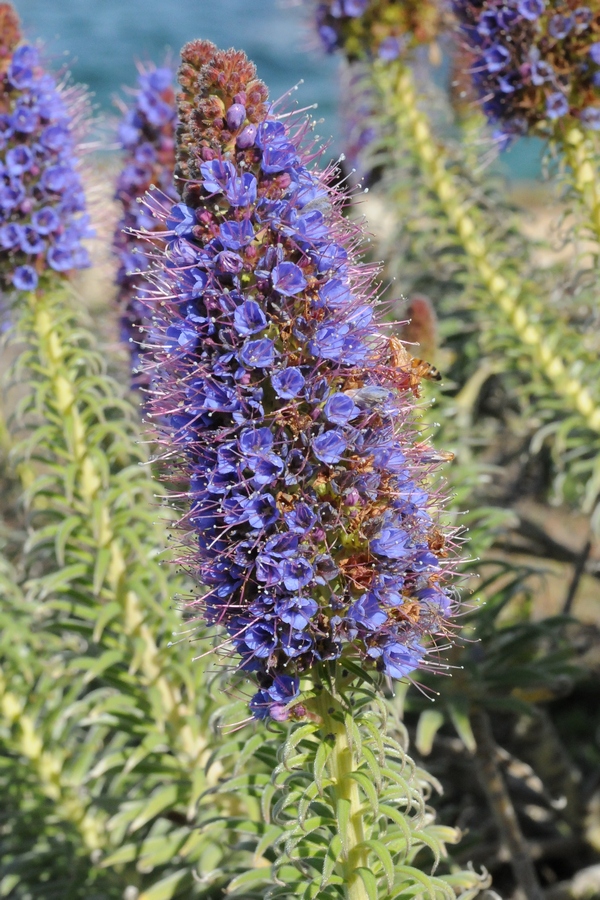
[149,40,461,720]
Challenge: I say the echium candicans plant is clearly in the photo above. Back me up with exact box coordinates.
[315,0,444,59]
[453,0,600,239]
[145,39,490,900]
[452,0,600,141]
[307,0,600,455]
[113,62,177,380]
[0,3,91,295]
[153,37,459,722]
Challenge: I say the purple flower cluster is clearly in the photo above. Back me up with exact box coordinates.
[151,40,458,720]
[0,28,91,292]
[113,64,177,379]
[313,0,442,60]
[453,0,600,142]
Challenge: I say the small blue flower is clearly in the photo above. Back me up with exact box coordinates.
[170,203,196,236]
[12,264,37,290]
[282,558,314,591]
[347,594,387,629]
[271,366,305,398]
[378,36,404,62]
[546,91,569,119]
[318,278,351,308]
[589,42,600,66]
[517,0,545,20]
[484,44,511,73]
[240,338,276,368]
[324,392,359,424]
[226,171,258,207]
[271,261,307,295]
[312,430,347,464]
[370,527,411,560]
[233,300,268,335]
[343,0,369,15]
[220,218,255,249]
[200,159,236,194]
[580,106,600,129]
[378,640,425,679]
[548,13,573,39]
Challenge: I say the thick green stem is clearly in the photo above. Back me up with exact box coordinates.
[312,678,370,900]
[377,63,600,434]
[561,123,600,242]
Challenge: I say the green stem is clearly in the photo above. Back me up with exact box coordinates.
[561,123,600,242]
[0,673,105,852]
[312,676,370,900]
[377,62,600,434]
[22,289,209,766]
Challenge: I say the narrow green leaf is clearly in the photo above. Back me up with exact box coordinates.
[356,866,378,900]
[313,738,333,794]
[447,701,476,753]
[128,784,179,834]
[336,797,351,859]
[226,867,272,895]
[53,514,81,566]
[415,710,445,757]
[348,771,379,817]
[100,843,139,868]
[137,869,191,900]
[359,839,395,890]
[253,824,282,862]
[91,600,121,643]
[394,864,438,899]
[92,546,112,595]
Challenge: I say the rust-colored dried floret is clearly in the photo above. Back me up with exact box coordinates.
[0,2,21,65]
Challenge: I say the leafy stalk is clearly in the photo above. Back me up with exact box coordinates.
[232,667,489,900]
[374,60,600,436]
[1,284,262,896]
[559,124,600,245]
[14,286,207,759]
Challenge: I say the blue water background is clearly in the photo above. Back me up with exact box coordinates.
[14,0,540,180]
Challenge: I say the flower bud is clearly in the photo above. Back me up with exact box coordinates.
[226,102,246,131]
[236,123,257,148]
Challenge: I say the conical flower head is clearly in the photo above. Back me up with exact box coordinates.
[0,3,91,292]
[113,62,177,381]
[454,0,600,141]
[313,0,444,60]
[150,39,460,719]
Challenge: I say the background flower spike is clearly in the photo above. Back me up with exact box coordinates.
[0,4,92,295]
[113,61,177,385]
